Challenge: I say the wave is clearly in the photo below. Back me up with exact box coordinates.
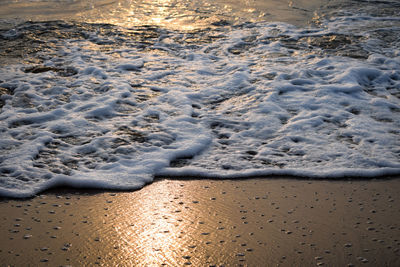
[0,4,399,198]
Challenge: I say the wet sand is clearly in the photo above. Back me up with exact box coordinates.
[1,178,399,266]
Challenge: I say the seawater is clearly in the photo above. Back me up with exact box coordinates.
[0,0,399,197]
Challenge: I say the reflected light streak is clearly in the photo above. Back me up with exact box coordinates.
[112,182,190,266]
[94,0,216,31]
[0,0,323,30]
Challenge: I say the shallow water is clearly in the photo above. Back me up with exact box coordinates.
[0,0,331,29]
[0,0,399,197]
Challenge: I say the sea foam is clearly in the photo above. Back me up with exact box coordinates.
[0,7,399,197]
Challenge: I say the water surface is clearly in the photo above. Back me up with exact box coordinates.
[0,0,399,197]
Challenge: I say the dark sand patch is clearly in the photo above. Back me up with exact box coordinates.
[0,178,399,266]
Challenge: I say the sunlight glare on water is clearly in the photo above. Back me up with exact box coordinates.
[0,0,330,29]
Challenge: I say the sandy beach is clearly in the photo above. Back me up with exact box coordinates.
[1,0,400,266]
[1,178,399,266]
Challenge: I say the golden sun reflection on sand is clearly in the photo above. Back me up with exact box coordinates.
[112,181,194,265]
[105,180,274,266]
[1,179,400,266]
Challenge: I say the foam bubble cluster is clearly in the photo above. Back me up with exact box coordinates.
[0,6,399,197]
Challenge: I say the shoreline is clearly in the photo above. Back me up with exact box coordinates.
[1,177,399,266]
[1,173,399,201]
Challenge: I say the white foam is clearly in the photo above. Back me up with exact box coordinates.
[0,8,400,197]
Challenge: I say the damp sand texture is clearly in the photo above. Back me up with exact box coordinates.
[1,178,400,266]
